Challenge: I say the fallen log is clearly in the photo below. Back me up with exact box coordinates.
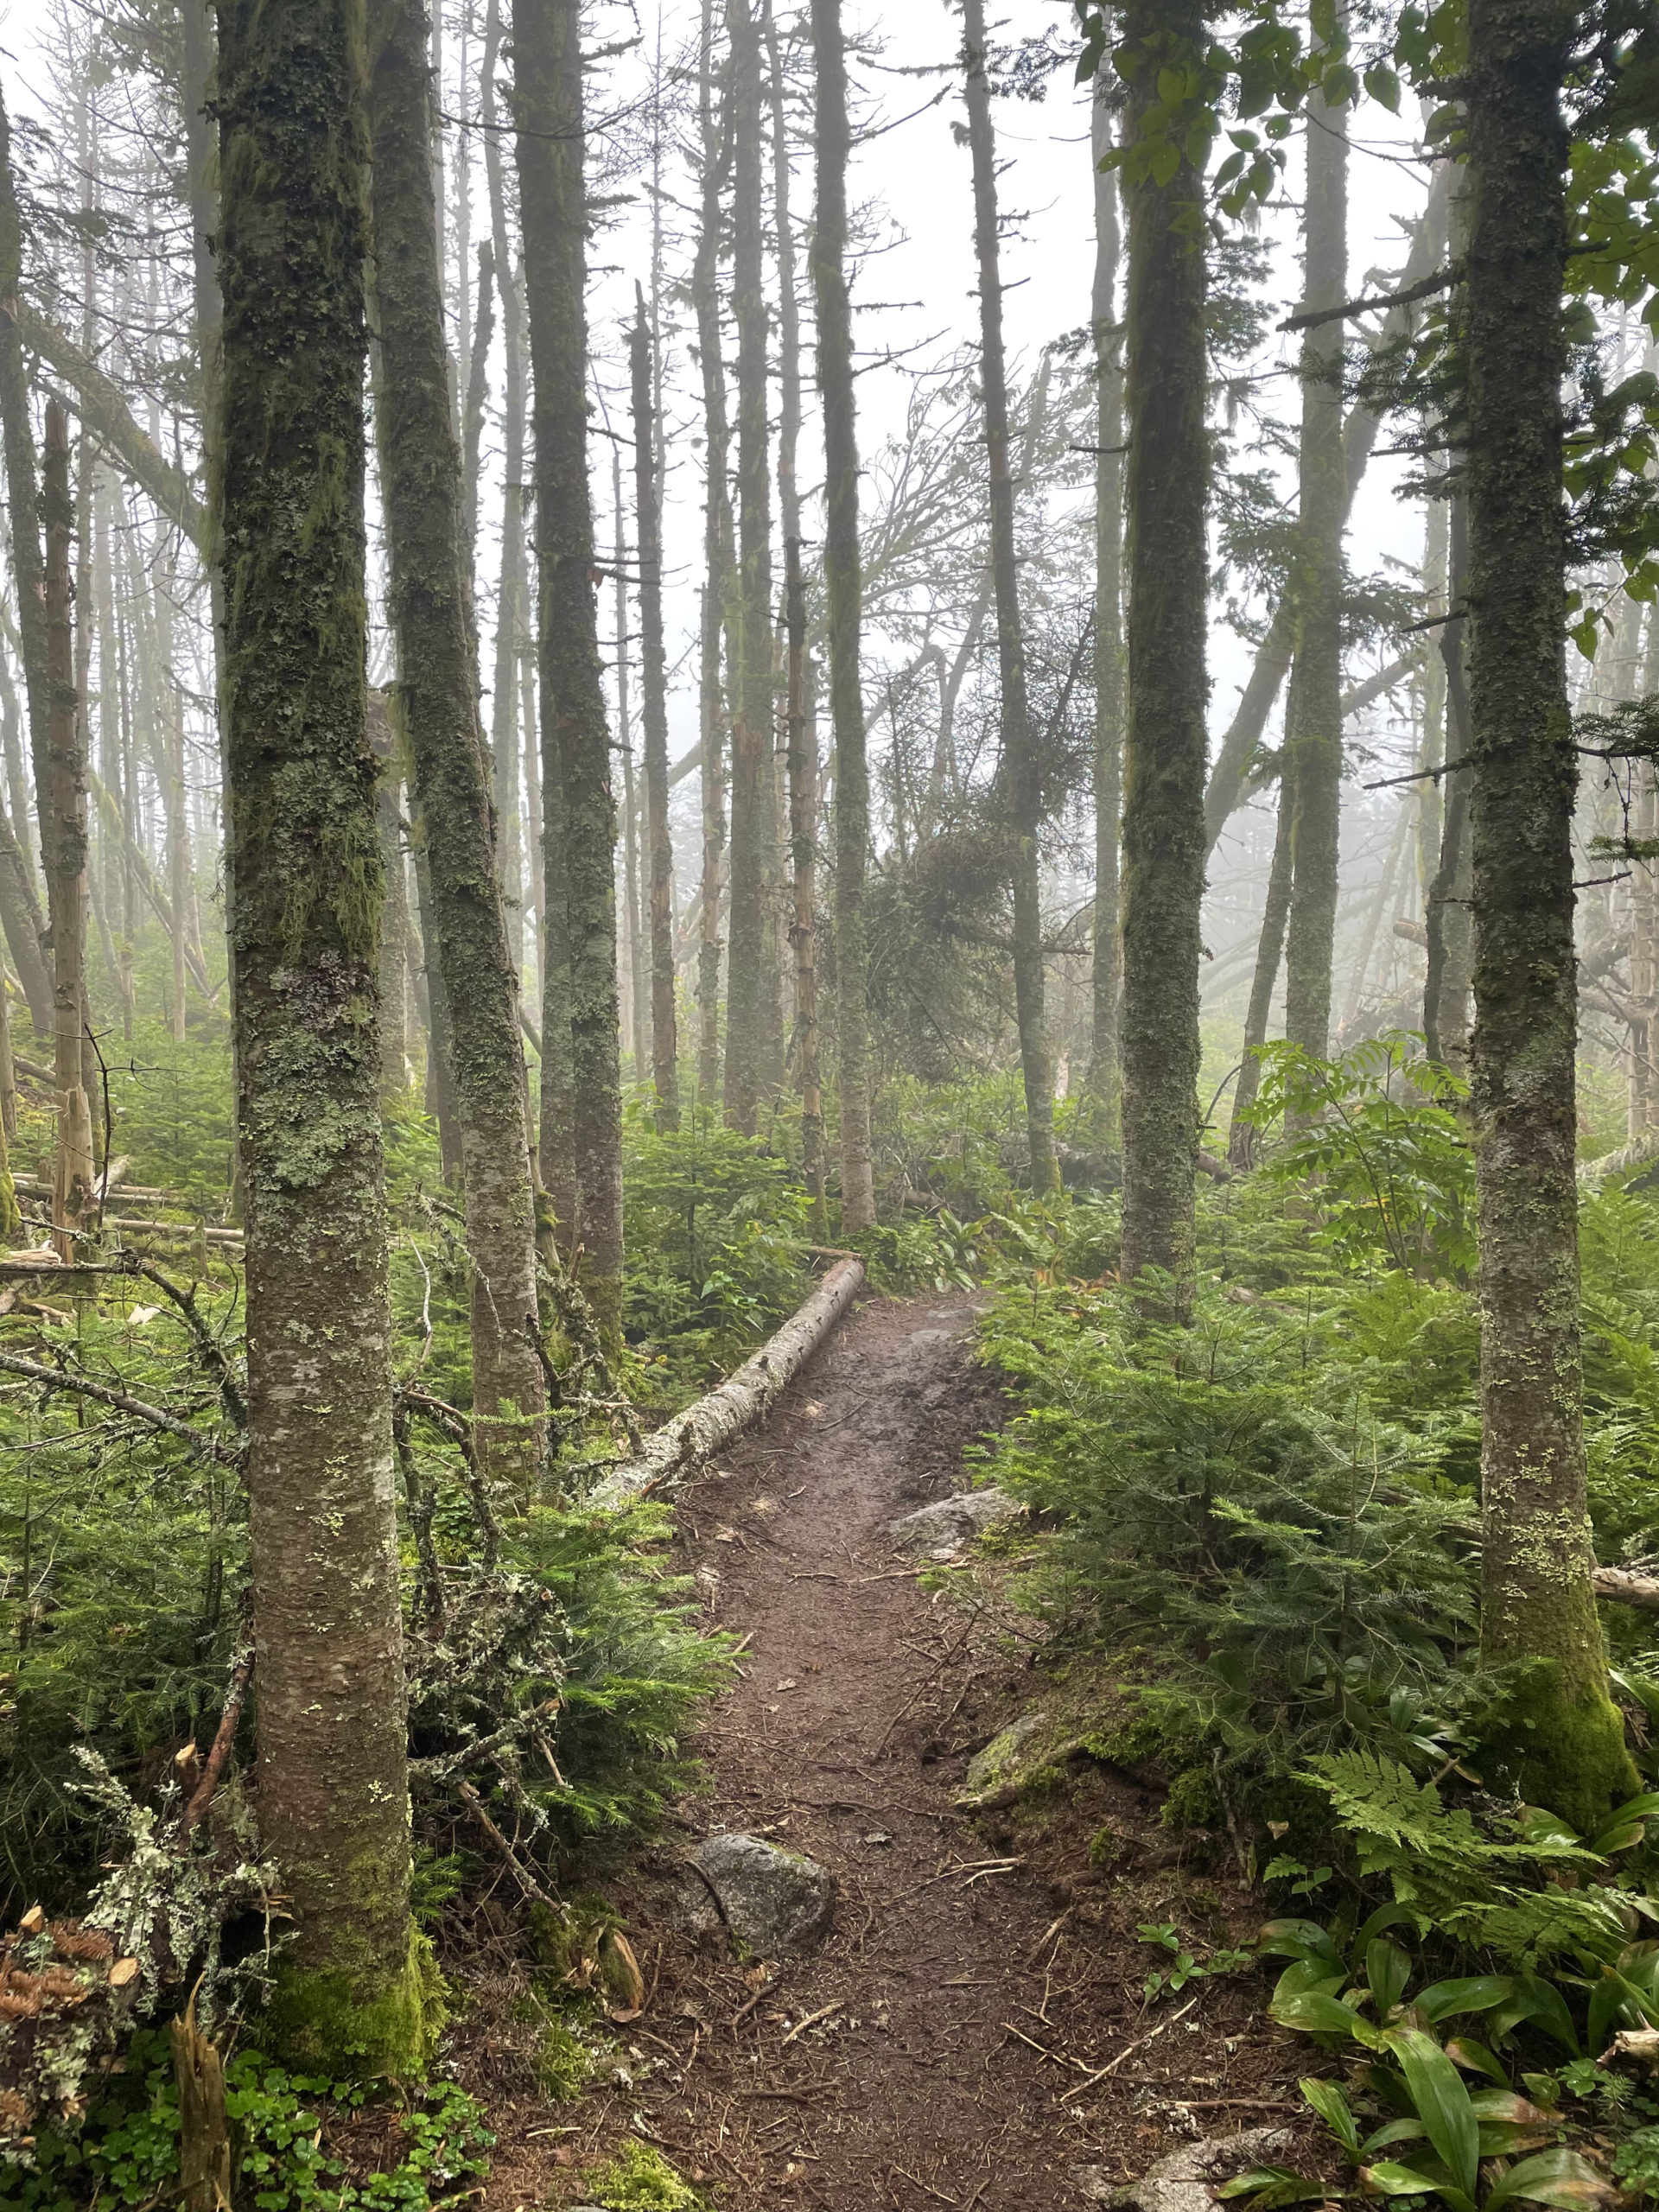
[1595,1565,1659,1613]
[589,1255,865,1509]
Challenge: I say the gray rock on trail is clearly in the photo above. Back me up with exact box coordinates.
[962,1713,1051,1802]
[1072,2129,1295,2212]
[887,1486,1021,1559]
[690,1833,835,1955]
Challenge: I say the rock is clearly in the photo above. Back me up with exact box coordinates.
[908,1326,950,1344]
[690,1833,835,1955]
[886,1486,1021,1558]
[1071,2128,1295,2212]
[963,1713,1049,1796]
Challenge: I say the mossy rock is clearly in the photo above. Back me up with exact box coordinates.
[957,1713,1084,1811]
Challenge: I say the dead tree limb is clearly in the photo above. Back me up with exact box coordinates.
[590,1255,864,1508]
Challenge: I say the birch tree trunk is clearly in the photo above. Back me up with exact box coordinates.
[366,0,546,1478]
[810,0,875,1234]
[214,0,430,2069]
[962,0,1057,1196]
[1118,0,1210,1304]
[517,0,625,1332]
[1465,0,1636,1828]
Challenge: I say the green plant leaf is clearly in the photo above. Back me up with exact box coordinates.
[1272,1988,1367,2037]
[1484,2149,1612,2211]
[1300,2075,1362,2157]
[1416,1978,1517,2025]
[1369,1939,1414,2016]
[1382,2028,1479,2202]
[1358,2160,1440,2198]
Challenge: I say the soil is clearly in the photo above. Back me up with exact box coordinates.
[461,1289,1313,2211]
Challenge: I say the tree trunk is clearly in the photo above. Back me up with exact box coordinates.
[722,0,777,1138]
[1227,767,1295,1168]
[632,295,680,1130]
[365,0,547,1482]
[1281,72,1348,1062]
[482,0,527,974]
[1118,0,1210,1305]
[0,90,50,862]
[810,0,875,1234]
[613,452,649,1084]
[1087,84,1125,1150]
[214,0,429,2069]
[1464,0,1636,1827]
[1425,497,1473,1066]
[517,0,625,1332]
[962,0,1056,1196]
[42,405,93,1260]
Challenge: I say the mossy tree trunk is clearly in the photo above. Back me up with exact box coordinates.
[42,404,94,1257]
[962,0,1057,1197]
[1281,73,1348,1063]
[810,0,875,1234]
[631,296,680,1131]
[366,0,545,1479]
[1086,83,1125,1153]
[213,0,431,2072]
[1426,494,1475,1068]
[722,0,777,1138]
[517,0,625,1332]
[1465,0,1637,1828]
[1118,0,1210,1305]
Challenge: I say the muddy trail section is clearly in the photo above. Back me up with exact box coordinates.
[479,1291,1306,2212]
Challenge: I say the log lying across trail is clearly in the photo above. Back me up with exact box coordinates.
[590,1254,865,1509]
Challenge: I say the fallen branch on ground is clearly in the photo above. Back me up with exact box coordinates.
[1595,1564,1659,1612]
[589,1255,865,1508]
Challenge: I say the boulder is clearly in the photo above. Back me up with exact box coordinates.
[690,1833,834,1955]
[1072,2128,1296,2212]
[963,1713,1050,1797]
[887,1486,1021,1559]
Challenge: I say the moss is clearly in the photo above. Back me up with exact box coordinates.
[261,1927,444,2082]
[531,2014,591,2103]
[1480,1659,1638,1836]
[579,2141,706,2211]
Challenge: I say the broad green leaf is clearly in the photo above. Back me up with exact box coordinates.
[1369,1939,1413,2017]
[1363,62,1402,110]
[1416,1978,1516,2024]
[1383,2028,1479,2202]
[1515,1974,1580,2056]
[1260,1918,1347,1967]
[1484,2149,1612,2211]
[1357,2161,1438,2197]
[1444,2039,1508,2087]
[1300,2075,1361,2156]
[1272,1988,1366,2036]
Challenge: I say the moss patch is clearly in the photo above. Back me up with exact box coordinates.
[261,1928,444,2082]
[578,2140,706,2209]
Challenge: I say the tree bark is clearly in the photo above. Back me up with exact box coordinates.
[1425,498,1473,1066]
[42,405,93,1259]
[722,0,778,1137]
[613,451,650,1085]
[1281,71,1348,1062]
[1086,84,1125,1150]
[1118,0,1210,1306]
[365,0,546,1481]
[214,0,429,2069]
[632,296,680,1130]
[1465,0,1636,1827]
[1227,766,1295,1167]
[962,0,1056,1196]
[690,3,736,1106]
[517,0,625,1332]
[0,91,51,892]
[810,0,875,1234]
[481,0,527,973]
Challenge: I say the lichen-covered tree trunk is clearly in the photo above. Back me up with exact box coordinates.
[0,88,50,872]
[517,0,624,1332]
[631,298,680,1130]
[613,455,650,1084]
[213,0,432,2071]
[366,0,545,1478]
[1281,74,1347,1061]
[1426,497,1475,1068]
[1086,84,1125,1152]
[963,0,1056,1196]
[1118,0,1210,1304]
[1227,766,1294,1167]
[42,404,94,1257]
[722,0,776,1138]
[1465,0,1636,1827]
[810,0,874,1235]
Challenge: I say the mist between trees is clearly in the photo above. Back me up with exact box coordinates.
[0,0,1658,2164]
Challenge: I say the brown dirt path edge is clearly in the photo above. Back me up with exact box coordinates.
[480,1291,1306,2211]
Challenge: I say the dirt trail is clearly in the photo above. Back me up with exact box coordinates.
[482,1291,1298,2211]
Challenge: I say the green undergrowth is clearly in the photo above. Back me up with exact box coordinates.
[575,2141,706,2210]
[0,2034,492,2212]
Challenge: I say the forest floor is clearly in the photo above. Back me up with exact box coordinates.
[460,1291,1311,2211]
